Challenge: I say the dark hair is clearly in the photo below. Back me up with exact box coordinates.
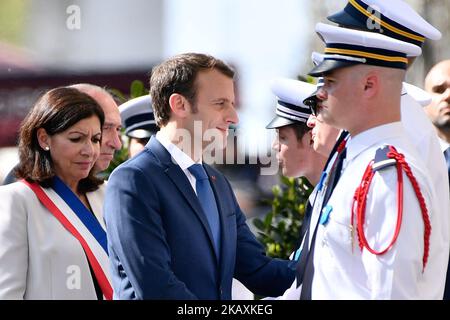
[290,122,311,141]
[16,87,105,193]
[150,52,235,127]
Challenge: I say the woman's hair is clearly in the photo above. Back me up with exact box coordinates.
[15,87,105,193]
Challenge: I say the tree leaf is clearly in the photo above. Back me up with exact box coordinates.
[130,80,146,98]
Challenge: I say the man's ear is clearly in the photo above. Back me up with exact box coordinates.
[363,72,378,98]
[36,128,50,150]
[169,93,190,118]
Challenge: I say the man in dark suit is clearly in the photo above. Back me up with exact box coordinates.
[104,52,295,300]
[424,59,450,300]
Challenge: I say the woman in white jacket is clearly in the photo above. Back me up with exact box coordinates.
[0,87,112,300]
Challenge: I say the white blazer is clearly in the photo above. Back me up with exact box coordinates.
[0,181,107,300]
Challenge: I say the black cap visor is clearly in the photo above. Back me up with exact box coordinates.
[308,59,359,77]
[126,128,154,139]
[302,92,320,116]
[327,10,365,30]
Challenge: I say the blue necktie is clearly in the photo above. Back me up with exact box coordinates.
[188,164,221,258]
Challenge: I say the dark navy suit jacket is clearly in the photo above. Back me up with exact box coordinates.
[104,137,295,299]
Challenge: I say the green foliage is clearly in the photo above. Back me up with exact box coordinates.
[296,74,316,84]
[101,80,149,179]
[253,176,313,259]
[109,80,149,105]
[0,0,27,45]
[130,80,147,98]
[108,88,127,105]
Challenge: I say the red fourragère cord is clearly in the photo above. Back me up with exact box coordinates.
[351,145,431,272]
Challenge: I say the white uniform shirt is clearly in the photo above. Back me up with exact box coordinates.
[401,89,450,238]
[266,182,331,300]
[273,97,450,299]
[311,122,448,299]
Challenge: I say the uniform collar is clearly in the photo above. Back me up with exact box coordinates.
[439,138,450,153]
[346,122,405,163]
[401,83,407,95]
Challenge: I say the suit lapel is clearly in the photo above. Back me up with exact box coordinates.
[148,137,217,258]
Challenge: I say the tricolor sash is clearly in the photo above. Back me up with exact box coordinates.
[22,177,113,300]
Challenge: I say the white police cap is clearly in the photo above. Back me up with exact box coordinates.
[310,51,431,107]
[311,51,324,66]
[301,53,327,108]
[327,0,441,47]
[119,95,157,139]
[266,78,316,129]
[309,23,422,77]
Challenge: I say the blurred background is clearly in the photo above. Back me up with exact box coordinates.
[1,0,449,216]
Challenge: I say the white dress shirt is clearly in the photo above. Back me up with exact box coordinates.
[156,131,199,194]
[439,139,450,154]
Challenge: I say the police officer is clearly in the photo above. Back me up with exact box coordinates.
[119,95,158,158]
[265,77,347,300]
[265,79,330,289]
[326,0,450,229]
[425,60,450,174]
[296,23,446,299]
[266,78,327,185]
[424,59,450,300]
